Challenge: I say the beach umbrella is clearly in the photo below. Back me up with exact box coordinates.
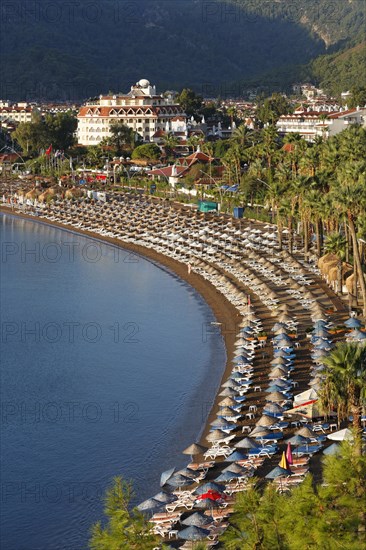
[269,367,289,379]
[178,525,210,541]
[215,470,242,482]
[286,434,310,446]
[210,417,236,428]
[269,378,289,389]
[166,474,193,488]
[197,490,225,502]
[313,320,329,328]
[266,391,287,402]
[344,317,362,328]
[314,341,332,350]
[240,326,255,334]
[286,442,293,465]
[206,429,228,442]
[256,414,277,427]
[222,380,239,389]
[194,498,221,510]
[181,512,212,527]
[250,426,270,437]
[271,357,291,366]
[323,443,341,456]
[266,384,288,393]
[327,428,353,441]
[263,403,284,415]
[153,492,177,504]
[137,497,163,512]
[222,463,246,474]
[219,397,236,407]
[225,450,248,462]
[296,426,315,438]
[218,406,238,416]
[266,466,292,479]
[272,322,287,332]
[160,467,176,487]
[183,443,208,456]
[273,333,292,342]
[232,356,252,365]
[347,329,366,341]
[234,437,257,449]
[219,387,238,397]
[279,451,289,470]
[194,482,225,495]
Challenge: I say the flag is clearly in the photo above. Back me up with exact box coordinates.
[279,451,289,470]
[45,144,52,156]
[286,442,293,465]
[247,295,251,307]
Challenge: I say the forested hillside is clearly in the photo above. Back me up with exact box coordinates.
[0,0,364,100]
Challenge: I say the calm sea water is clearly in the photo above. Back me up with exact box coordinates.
[0,213,226,550]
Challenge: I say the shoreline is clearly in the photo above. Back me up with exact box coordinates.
[0,205,240,450]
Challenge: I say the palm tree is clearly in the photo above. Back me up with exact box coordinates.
[331,162,366,316]
[303,190,327,258]
[324,232,347,294]
[187,134,201,153]
[259,126,279,169]
[230,124,250,148]
[226,106,237,128]
[162,133,179,160]
[320,341,366,453]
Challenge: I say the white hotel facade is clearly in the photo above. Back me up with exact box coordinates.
[77,79,186,145]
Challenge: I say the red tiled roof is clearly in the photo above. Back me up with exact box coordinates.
[153,129,166,138]
[148,165,188,177]
[328,109,358,119]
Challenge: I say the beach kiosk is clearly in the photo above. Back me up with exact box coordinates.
[198,200,218,213]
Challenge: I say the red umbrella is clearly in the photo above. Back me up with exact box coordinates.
[197,490,225,501]
[286,442,293,465]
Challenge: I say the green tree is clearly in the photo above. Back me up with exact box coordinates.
[89,477,160,550]
[12,121,48,155]
[109,122,137,153]
[331,160,366,316]
[221,480,287,550]
[45,112,77,150]
[176,88,203,117]
[256,94,292,126]
[347,86,366,109]
[324,232,347,293]
[131,143,161,161]
[162,133,179,160]
[320,342,366,448]
[222,441,366,549]
[226,106,237,128]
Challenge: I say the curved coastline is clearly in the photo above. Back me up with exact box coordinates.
[0,205,240,448]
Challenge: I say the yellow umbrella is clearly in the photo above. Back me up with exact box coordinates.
[279,451,289,470]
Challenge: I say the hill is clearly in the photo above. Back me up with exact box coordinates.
[310,42,366,96]
[0,0,364,100]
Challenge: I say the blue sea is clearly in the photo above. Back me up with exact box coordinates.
[0,213,226,550]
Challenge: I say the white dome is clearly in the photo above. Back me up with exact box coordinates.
[138,79,150,87]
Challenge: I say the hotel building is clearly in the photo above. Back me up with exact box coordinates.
[77,79,186,145]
